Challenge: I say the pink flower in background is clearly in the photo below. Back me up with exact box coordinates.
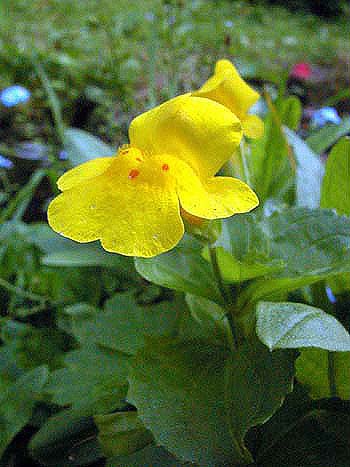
[290,62,312,80]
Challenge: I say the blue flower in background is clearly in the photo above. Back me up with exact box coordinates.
[325,286,337,304]
[0,155,14,169]
[311,107,341,128]
[0,85,31,107]
[59,150,69,160]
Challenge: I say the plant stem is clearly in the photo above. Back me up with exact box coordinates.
[209,245,239,349]
[146,22,159,109]
[32,52,66,145]
[0,169,46,223]
[209,245,253,465]
[311,281,338,398]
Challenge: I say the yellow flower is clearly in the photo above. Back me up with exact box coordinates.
[193,59,264,139]
[48,94,259,257]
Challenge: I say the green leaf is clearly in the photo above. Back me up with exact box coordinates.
[248,102,293,204]
[0,221,110,306]
[46,344,129,415]
[42,242,134,271]
[256,384,312,462]
[183,294,230,347]
[256,301,350,351]
[107,445,194,467]
[30,224,137,286]
[327,273,350,294]
[325,89,350,107]
[306,117,350,154]
[0,366,49,457]
[204,246,284,283]
[57,303,100,336]
[95,411,154,458]
[284,127,324,208]
[135,237,221,303]
[0,345,22,392]
[21,222,81,254]
[258,407,350,467]
[236,208,350,308]
[49,293,182,416]
[64,292,180,355]
[64,127,114,166]
[127,338,238,466]
[29,408,103,467]
[315,410,350,446]
[214,212,265,262]
[1,320,69,370]
[0,191,9,205]
[321,138,350,215]
[321,138,350,292]
[127,337,295,466]
[279,96,302,131]
[225,339,295,444]
[296,349,350,399]
[262,208,350,276]
[216,208,350,308]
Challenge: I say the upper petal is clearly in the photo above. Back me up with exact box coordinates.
[48,152,184,258]
[193,59,260,120]
[129,94,242,178]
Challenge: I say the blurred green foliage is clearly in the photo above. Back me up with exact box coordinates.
[1,0,350,149]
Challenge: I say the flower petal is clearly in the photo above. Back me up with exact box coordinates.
[193,59,260,120]
[48,179,109,243]
[57,157,115,191]
[241,115,264,139]
[129,94,242,178]
[48,153,184,258]
[171,157,259,219]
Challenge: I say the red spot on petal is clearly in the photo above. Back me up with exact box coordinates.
[162,163,169,171]
[136,157,142,162]
[128,169,140,179]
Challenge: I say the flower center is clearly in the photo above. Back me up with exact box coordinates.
[126,155,171,182]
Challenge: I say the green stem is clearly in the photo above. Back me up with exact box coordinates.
[166,1,179,99]
[0,170,12,193]
[32,52,65,144]
[311,282,337,398]
[0,169,46,223]
[209,246,253,465]
[209,245,239,349]
[146,24,159,109]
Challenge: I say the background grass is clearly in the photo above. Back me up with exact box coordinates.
[1,0,349,149]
